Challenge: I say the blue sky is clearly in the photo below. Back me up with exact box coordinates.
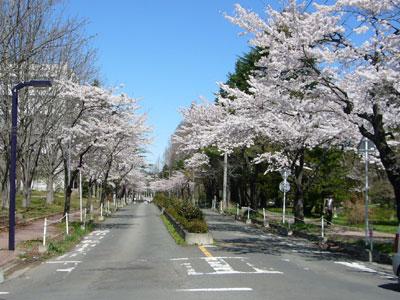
[66,1,277,166]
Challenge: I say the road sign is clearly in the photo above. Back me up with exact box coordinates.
[357,137,375,153]
[279,181,290,193]
[280,168,291,180]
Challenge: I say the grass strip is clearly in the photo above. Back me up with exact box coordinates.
[46,222,95,256]
[160,214,186,246]
[18,221,95,261]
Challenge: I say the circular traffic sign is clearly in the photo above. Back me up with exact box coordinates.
[280,168,291,179]
[279,181,290,193]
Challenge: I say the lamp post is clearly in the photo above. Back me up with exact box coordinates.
[9,80,52,250]
[357,137,376,261]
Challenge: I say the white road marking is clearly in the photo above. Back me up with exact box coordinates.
[91,230,110,236]
[182,262,203,275]
[178,257,284,276]
[176,288,253,292]
[46,261,81,264]
[56,267,75,273]
[335,261,396,279]
[0,292,10,295]
[299,250,335,254]
[199,256,245,260]
[245,262,283,274]
[206,257,238,274]
[82,239,99,244]
[335,262,377,273]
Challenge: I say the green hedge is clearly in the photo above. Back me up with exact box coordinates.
[154,193,208,233]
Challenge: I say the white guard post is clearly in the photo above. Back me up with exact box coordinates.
[66,213,69,235]
[43,218,47,247]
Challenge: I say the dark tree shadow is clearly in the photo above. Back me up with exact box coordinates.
[379,283,399,292]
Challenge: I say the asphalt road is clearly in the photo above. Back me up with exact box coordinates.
[0,202,398,299]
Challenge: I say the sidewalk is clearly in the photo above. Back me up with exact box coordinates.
[203,209,395,277]
[0,211,80,268]
[245,209,394,241]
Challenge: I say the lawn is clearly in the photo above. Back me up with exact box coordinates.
[262,206,398,234]
[333,214,398,234]
[1,190,95,226]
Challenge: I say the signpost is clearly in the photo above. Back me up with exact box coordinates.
[357,137,376,262]
[279,168,291,224]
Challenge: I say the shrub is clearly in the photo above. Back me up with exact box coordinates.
[154,192,208,233]
[343,195,365,225]
[186,219,208,233]
[178,201,203,221]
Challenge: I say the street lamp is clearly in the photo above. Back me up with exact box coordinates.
[9,79,52,250]
[357,136,376,261]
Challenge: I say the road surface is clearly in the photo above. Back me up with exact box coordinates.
[0,202,398,299]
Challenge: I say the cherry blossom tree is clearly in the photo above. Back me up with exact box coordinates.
[150,171,192,198]
[0,0,96,208]
[57,81,149,214]
[226,0,400,221]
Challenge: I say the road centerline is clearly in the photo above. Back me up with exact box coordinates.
[198,245,213,257]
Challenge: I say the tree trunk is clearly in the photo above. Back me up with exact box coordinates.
[46,175,54,204]
[100,160,112,206]
[21,165,30,207]
[358,104,400,223]
[1,181,9,209]
[293,148,305,223]
[86,178,93,212]
[63,162,79,216]
[22,179,32,208]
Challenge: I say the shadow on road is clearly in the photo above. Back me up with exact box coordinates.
[204,210,351,263]
[107,214,142,219]
[96,223,136,230]
[378,283,399,293]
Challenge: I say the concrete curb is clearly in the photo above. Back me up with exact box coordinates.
[156,204,213,245]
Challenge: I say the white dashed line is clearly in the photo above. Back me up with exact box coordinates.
[176,288,253,292]
[56,254,68,260]
[0,292,10,295]
[46,261,81,264]
[56,267,75,273]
